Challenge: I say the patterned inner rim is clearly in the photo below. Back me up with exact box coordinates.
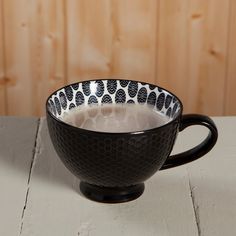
[47,80,182,122]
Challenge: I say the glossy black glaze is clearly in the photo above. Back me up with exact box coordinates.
[80,182,144,203]
[46,79,218,203]
[46,113,180,187]
[161,114,218,169]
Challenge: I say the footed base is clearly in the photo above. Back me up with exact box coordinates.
[80,182,145,203]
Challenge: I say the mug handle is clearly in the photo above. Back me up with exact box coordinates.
[160,114,218,170]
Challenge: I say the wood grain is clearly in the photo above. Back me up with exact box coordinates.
[0,0,236,116]
[28,0,67,116]
[107,0,158,83]
[225,0,236,115]
[66,0,111,82]
[0,0,6,115]
[67,0,158,83]
[3,0,66,116]
[0,117,38,236]
[3,0,34,116]
[20,119,198,236]
[157,0,230,115]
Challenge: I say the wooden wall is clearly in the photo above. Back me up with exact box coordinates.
[0,0,235,116]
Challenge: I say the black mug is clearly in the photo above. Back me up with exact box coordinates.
[46,79,218,203]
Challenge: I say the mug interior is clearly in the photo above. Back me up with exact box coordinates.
[46,79,182,127]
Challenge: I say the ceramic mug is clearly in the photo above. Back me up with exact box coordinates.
[46,79,218,203]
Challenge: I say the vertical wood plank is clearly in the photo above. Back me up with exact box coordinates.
[3,0,66,116]
[0,0,6,115]
[0,117,38,236]
[29,0,67,116]
[156,0,189,102]
[3,0,34,116]
[108,0,158,83]
[157,0,230,115]
[225,0,236,115]
[67,0,158,84]
[66,0,111,81]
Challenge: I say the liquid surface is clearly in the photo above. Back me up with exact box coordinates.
[62,104,170,133]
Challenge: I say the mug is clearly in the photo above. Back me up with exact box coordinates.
[46,79,218,203]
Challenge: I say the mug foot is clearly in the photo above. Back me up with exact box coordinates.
[80,182,145,203]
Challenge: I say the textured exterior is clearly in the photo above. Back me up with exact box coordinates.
[47,114,179,187]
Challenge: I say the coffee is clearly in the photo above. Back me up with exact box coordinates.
[62,104,170,133]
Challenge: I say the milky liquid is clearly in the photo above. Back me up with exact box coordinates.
[61,104,170,133]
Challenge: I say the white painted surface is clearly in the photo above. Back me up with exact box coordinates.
[0,117,235,236]
[185,117,236,236]
[0,117,38,236]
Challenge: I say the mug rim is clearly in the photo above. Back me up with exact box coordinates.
[46,78,183,136]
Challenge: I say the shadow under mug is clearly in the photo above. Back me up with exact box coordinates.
[46,79,218,203]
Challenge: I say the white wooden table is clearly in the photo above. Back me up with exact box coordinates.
[0,117,235,236]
